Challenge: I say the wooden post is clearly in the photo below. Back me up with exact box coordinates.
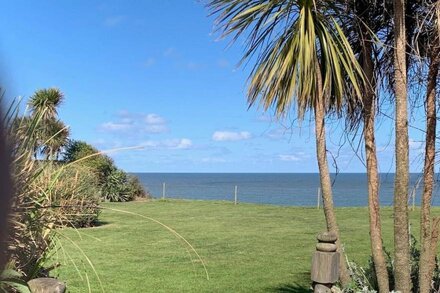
[162,182,166,200]
[317,188,321,210]
[234,185,238,205]
[412,188,415,212]
[311,232,339,293]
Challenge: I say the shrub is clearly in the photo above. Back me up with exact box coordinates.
[31,163,101,228]
[101,169,132,202]
[63,140,149,202]
[63,140,115,184]
[345,235,440,292]
[127,174,151,199]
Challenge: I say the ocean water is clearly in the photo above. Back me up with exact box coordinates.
[134,173,440,207]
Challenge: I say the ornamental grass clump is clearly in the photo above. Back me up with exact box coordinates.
[3,97,102,283]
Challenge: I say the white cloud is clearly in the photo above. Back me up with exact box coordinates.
[279,154,301,161]
[144,124,168,133]
[212,131,252,141]
[101,122,132,131]
[141,138,193,150]
[145,113,166,124]
[100,112,168,134]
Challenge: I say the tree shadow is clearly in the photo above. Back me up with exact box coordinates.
[268,282,312,292]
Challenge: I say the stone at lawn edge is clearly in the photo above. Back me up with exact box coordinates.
[28,278,66,293]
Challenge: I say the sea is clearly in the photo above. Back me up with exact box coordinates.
[133,173,440,207]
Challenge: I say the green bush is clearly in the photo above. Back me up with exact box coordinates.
[127,174,151,199]
[101,169,132,202]
[63,140,115,184]
[63,140,151,202]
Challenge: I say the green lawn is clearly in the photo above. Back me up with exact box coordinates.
[51,200,435,292]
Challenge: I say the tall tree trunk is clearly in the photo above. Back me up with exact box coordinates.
[314,69,350,285]
[362,40,390,293]
[418,49,439,293]
[393,0,411,291]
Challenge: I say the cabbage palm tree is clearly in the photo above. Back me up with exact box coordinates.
[210,0,365,285]
[29,88,64,121]
[340,1,391,291]
[40,118,69,160]
[393,0,411,291]
[26,88,68,160]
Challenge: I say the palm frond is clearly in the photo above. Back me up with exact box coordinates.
[210,0,365,119]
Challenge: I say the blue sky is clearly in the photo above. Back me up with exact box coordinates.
[0,1,428,173]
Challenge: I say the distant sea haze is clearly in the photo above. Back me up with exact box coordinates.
[133,173,439,207]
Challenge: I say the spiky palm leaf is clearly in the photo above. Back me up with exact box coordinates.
[210,0,365,119]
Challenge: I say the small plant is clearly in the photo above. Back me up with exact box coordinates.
[0,268,31,293]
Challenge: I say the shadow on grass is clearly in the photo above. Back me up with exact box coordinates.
[92,220,111,227]
[268,283,311,292]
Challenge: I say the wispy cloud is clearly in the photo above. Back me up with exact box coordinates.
[101,122,132,131]
[278,154,301,161]
[103,15,125,27]
[217,58,230,69]
[142,138,193,150]
[100,111,168,134]
[278,150,310,162]
[163,47,178,58]
[143,57,156,68]
[212,131,252,141]
[201,157,227,163]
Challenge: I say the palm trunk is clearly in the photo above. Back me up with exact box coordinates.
[362,40,390,293]
[418,49,439,293]
[393,0,411,291]
[314,68,350,285]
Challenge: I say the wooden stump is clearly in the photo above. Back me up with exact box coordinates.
[311,232,339,293]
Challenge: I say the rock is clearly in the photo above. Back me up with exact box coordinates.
[316,243,337,252]
[313,283,332,293]
[316,231,337,243]
[28,278,66,293]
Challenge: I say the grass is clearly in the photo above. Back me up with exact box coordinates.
[51,199,439,292]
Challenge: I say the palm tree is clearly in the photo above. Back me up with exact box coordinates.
[410,2,440,291]
[40,118,69,160]
[29,88,64,121]
[209,0,365,285]
[340,1,391,291]
[393,0,411,291]
[26,88,68,160]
